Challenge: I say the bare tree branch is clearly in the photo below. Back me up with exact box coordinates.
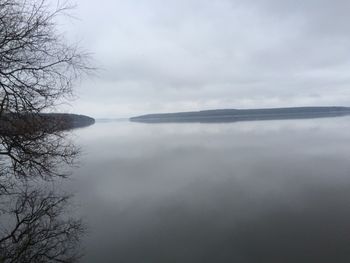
[0,1,93,261]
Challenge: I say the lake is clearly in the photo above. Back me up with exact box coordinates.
[68,117,350,263]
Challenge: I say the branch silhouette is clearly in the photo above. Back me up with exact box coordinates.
[0,1,93,261]
[0,184,85,263]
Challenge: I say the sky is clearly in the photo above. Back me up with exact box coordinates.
[59,0,350,118]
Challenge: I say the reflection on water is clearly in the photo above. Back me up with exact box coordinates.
[0,184,84,262]
[0,117,85,262]
[71,117,350,263]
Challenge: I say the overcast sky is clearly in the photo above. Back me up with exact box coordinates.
[60,0,350,118]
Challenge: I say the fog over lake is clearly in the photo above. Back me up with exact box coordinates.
[67,117,350,263]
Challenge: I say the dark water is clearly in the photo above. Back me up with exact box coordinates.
[69,117,350,263]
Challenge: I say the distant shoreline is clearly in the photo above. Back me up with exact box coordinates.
[130,106,350,123]
[0,113,95,135]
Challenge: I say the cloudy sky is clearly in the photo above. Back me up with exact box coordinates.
[61,0,350,118]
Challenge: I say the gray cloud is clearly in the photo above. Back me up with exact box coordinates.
[62,0,350,117]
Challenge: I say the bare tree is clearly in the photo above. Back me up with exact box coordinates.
[0,0,91,181]
[0,1,92,261]
[0,0,90,116]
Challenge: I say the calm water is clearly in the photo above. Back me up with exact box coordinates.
[68,117,350,263]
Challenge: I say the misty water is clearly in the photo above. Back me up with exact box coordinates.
[68,117,350,263]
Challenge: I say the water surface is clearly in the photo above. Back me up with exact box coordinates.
[69,117,350,263]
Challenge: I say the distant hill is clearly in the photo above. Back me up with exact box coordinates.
[0,113,95,135]
[130,106,350,123]
[39,113,96,129]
